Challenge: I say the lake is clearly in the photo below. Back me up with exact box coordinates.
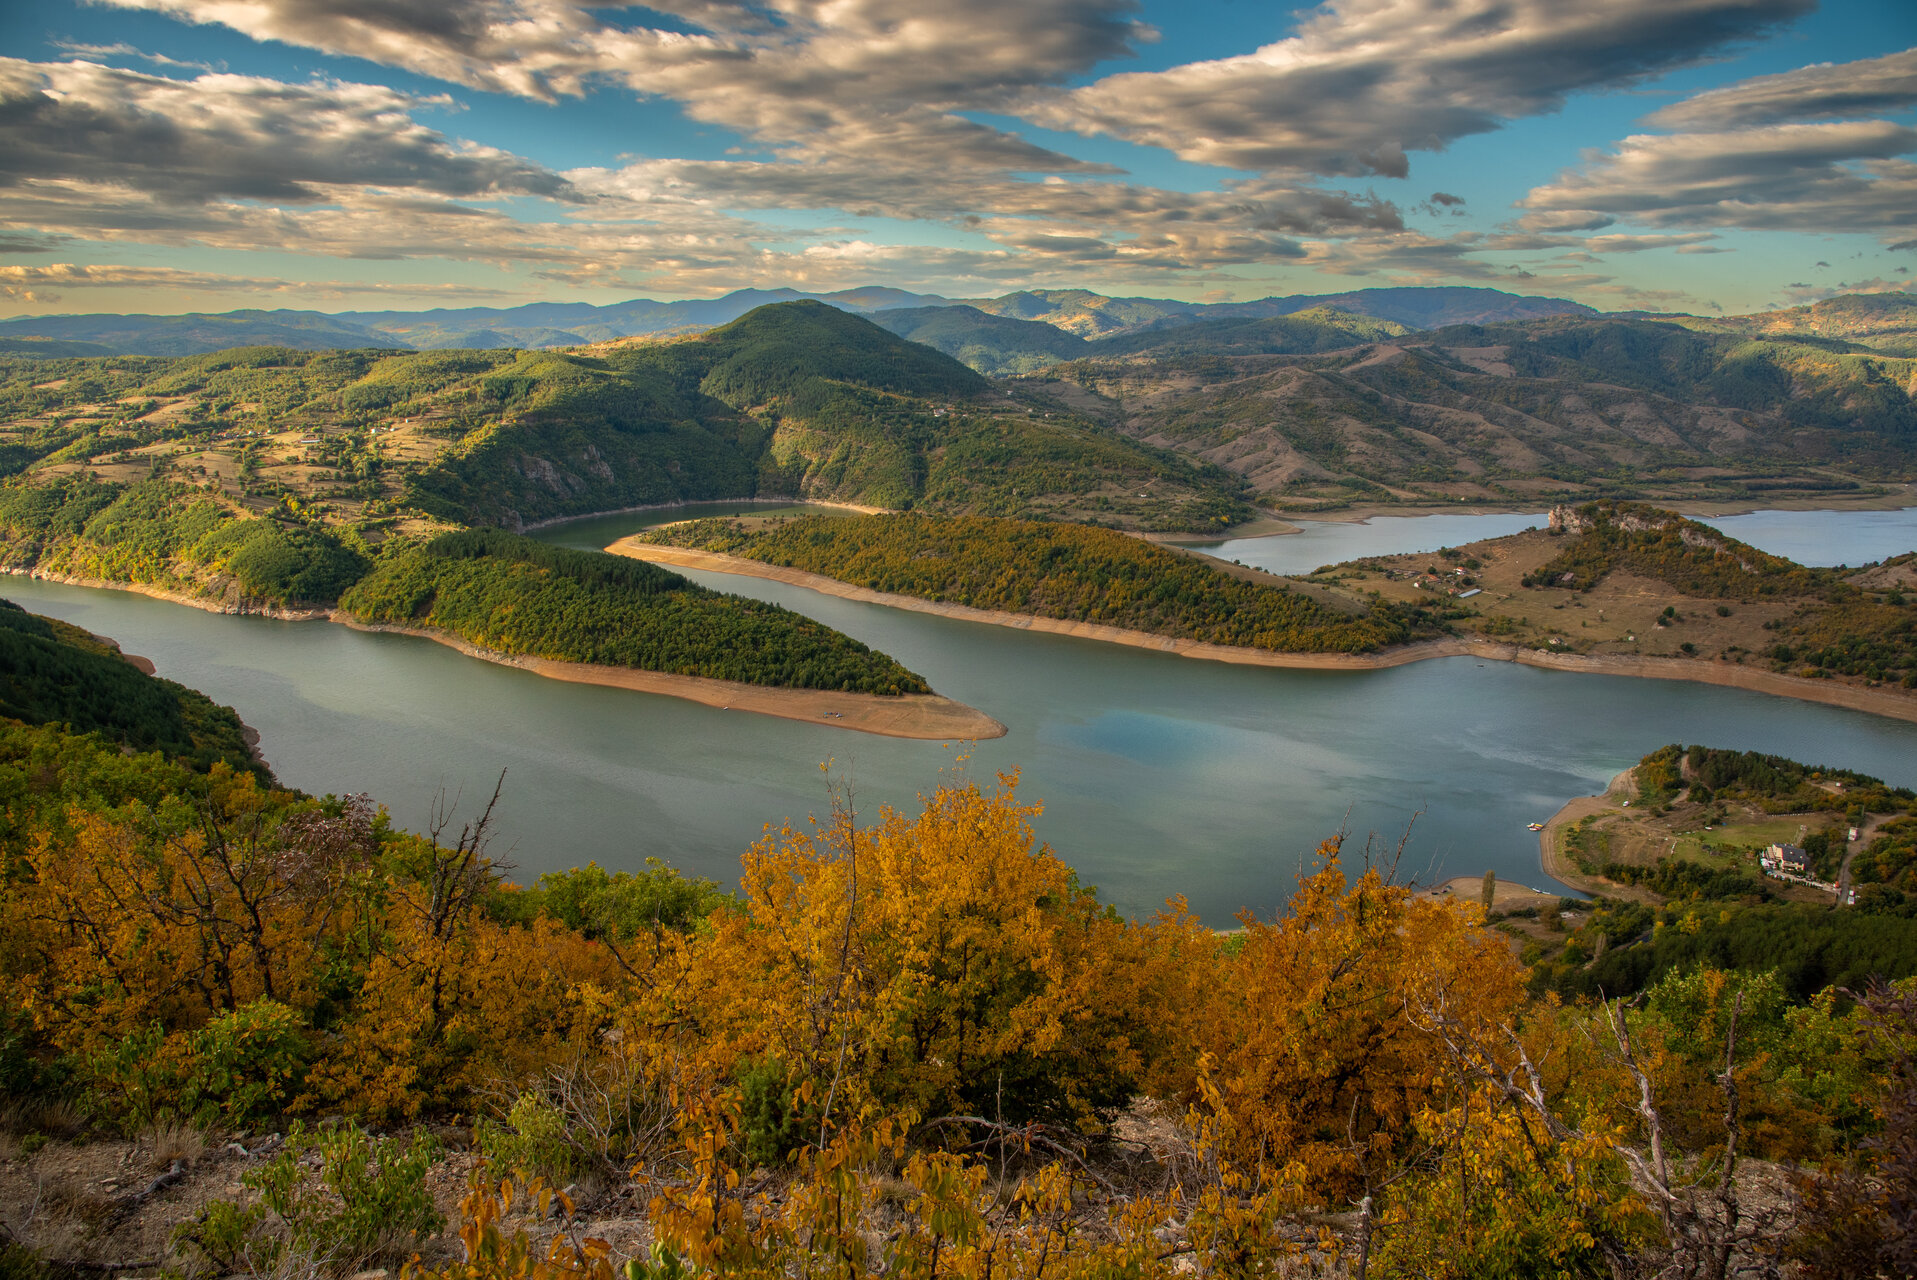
[9,503,1915,924]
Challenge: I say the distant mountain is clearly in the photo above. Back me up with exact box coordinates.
[956,285,1594,341]
[1248,287,1596,329]
[0,336,118,358]
[1088,308,1410,358]
[867,305,1092,375]
[1667,292,1917,357]
[337,287,954,351]
[0,308,404,357]
[872,305,1416,374]
[1013,308,1917,510]
[0,285,1597,358]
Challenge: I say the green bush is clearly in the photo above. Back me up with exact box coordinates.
[474,1092,577,1184]
[170,1202,278,1278]
[184,1000,310,1126]
[246,1121,443,1267]
[737,1057,818,1169]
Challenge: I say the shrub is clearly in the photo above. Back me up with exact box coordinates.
[475,1092,577,1184]
[183,999,310,1126]
[246,1120,443,1267]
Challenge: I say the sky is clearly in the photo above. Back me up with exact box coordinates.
[0,0,1913,319]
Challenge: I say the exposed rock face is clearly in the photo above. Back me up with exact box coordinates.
[1547,502,1758,571]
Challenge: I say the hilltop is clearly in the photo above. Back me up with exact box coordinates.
[0,302,1251,533]
[1297,499,1917,715]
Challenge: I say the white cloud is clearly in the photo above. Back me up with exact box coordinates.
[0,59,578,204]
[1644,46,1917,130]
[0,261,519,304]
[1026,0,1811,175]
[1520,121,1917,238]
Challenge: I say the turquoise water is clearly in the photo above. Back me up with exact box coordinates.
[8,503,1914,924]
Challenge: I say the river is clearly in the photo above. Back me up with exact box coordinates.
[9,503,1915,924]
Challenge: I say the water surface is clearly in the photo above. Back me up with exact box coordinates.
[13,498,1917,922]
[1187,506,1917,576]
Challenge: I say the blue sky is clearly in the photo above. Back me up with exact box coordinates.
[1,0,1912,318]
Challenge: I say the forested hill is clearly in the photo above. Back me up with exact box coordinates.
[0,597,258,773]
[339,529,930,694]
[405,301,1246,529]
[0,303,1251,533]
[869,305,1409,373]
[641,512,1440,653]
[1017,306,1917,511]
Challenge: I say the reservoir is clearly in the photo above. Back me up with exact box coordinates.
[11,504,1917,924]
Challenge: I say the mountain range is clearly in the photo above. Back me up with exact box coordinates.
[0,286,1595,358]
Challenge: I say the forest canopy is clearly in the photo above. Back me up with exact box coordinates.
[339,528,931,694]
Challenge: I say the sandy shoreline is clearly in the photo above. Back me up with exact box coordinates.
[1536,767,1649,901]
[520,496,888,533]
[610,542,1917,724]
[5,568,1005,741]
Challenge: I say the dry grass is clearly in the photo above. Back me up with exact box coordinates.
[144,1120,208,1172]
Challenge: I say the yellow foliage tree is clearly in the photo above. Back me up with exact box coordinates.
[1192,836,1528,1200]
[5,772,373,1058]
[683,772,1212,1139]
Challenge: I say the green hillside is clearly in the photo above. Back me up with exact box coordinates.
[0,302,1250,533]
[339,529,929,694]
[1091,308,1409,358]
[868,305,1092,375]
[0,475,367,609]
[643,512,1439,653]
[0,476,941,696]
[0,597,258,773]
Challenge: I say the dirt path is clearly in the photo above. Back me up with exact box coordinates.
[1839,811,1900,899]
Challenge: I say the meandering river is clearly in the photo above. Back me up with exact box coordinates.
[11,503,1915,924]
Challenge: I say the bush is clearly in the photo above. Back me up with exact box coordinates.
[475,1092,577,1184]
[184,1000,310,1126]
[736,1058,817,1169]
[245,1121,443,1268]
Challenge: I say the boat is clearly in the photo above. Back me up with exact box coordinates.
[1526,822,1545,831]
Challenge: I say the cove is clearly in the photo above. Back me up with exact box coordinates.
[11,502,1917,925]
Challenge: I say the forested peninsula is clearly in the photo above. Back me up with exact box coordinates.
[636,512,1441,653]
[0,600,1911,1278]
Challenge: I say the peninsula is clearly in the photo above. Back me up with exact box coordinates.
[632,502,1917,724]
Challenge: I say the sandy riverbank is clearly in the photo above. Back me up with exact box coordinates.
[1430,875,1569,910]
[6,567,1004,741]
[608,542,1917,724]
[334,619,1004,741]
[1536,767,1657,902]
[520,496,889,533]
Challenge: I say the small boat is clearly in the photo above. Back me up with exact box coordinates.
[1526,822,1545,831]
